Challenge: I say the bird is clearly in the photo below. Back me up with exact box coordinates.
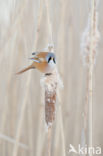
[16,52,56,74]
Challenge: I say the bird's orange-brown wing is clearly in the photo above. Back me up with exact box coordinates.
[16,52,49,74]
[32,61,48,73]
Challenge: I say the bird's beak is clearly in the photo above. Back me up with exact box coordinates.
[29,57,34,60]
[29,57,40,63]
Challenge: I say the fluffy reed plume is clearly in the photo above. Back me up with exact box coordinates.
[41,69,57,127]
[81,0,100,153]
[42,71,57,156]
[81,0,100,66]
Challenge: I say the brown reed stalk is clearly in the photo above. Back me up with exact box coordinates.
[40,47,63,155]
[42,0,55,154]
[81,0,100,154]
[41,67,58,156]
[47,127,52,156]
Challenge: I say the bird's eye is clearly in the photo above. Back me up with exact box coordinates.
[48,57,51,63]
[32,52,36,55]
[53,58,56,64]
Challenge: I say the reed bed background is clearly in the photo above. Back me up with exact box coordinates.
[0,0,103,155]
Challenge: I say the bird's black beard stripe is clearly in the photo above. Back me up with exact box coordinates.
[45,73,52,76]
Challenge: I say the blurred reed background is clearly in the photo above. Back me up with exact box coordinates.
[0,0,103,155]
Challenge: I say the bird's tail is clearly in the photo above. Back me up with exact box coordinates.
[16,65,35,74]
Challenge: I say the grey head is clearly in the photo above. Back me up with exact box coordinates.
[46,52,56,64]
